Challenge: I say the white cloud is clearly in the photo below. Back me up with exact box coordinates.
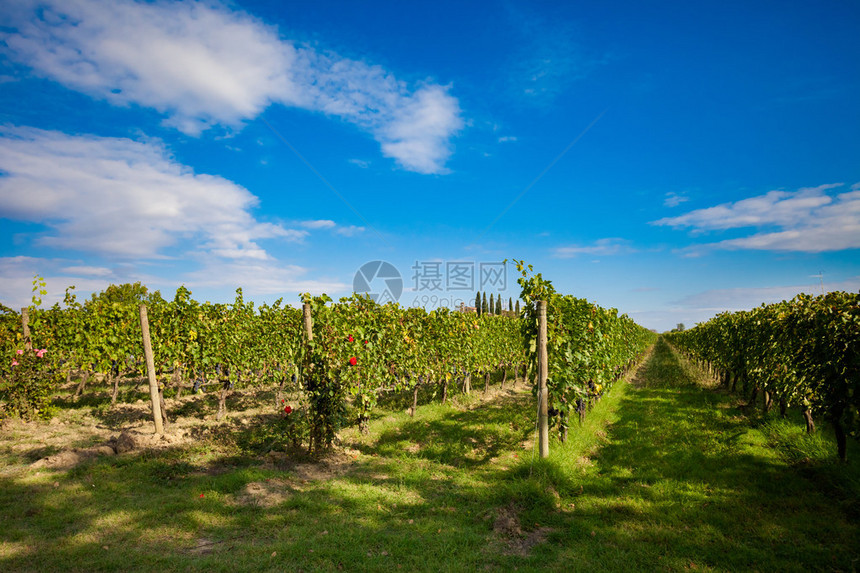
[376,84,463,174]
[498,136,518,143]
[675,276,860,313]
[653,183,860,253]
[60,265,113,277]
[553,238,633,258]
[0,126,302,260]
[0,256,119,308]
[298,219,364,236]
[0,255,349,309]
[184,259,348,297]
[663,192,689,208]
[628,276,860,332]
[300,220,337,230]
[335,225,365,237]
[1,0,463,173]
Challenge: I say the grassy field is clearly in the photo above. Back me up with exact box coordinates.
[1,338,858,572]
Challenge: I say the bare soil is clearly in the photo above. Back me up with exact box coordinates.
[0,379,292,476]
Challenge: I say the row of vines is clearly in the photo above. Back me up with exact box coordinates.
[0,284,526,450]
[665,291,860,460]
[2,267,656,453]
[514,261,657,444]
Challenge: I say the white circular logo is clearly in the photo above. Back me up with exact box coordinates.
[353,261,403,303]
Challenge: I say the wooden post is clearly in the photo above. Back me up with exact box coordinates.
[139,304,164,435]
[21,307,32,350]
[302,303,313,341]
[301,302,315,451]
[538,300,549,458]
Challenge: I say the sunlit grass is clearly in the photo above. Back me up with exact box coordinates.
[1,339,857,571]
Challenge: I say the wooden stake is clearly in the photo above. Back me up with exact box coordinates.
[302,303,313,341]
[139,304,164,435]
[538,300,549,459]
[21,307,32,350]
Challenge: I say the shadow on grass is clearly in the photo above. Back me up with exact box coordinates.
[552,338,860,571]
[1,339,857,572]
[366,388,533,469]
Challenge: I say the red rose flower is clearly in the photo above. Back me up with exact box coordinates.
[349,356,357,366]
[364,340,368,345]
[348,335,354,342]
[284,405,293,414]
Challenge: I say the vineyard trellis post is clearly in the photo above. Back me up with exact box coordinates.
[138,304,164,435]
[538,299,549,458]
[21,307,32,351]
[302,303,313,341]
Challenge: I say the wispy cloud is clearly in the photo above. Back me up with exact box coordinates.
[663,192,689,208]
[1,0,462,173]
[674,276,860,312]
[184,259,348,297]
[505,5,607,105]
[335,225,365,237]
[553,238,633,258]
[0,254,349,309]
[0,256,126,308]
[0,126,302,261]
[498,136,518,143]
[298,220,364,236]
[59,265,113,277]
[628,275,860,332]
[653,183,860,253]
[300,220,337,230]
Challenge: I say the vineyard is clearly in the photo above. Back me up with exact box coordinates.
[0,266,654,455]
[2,276,860,571]
[665,291,860,460]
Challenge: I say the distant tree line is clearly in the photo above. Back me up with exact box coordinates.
[473,291,519,316]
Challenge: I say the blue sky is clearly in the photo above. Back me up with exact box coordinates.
[0,0,858,331]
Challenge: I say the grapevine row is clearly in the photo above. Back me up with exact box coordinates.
[2,269,656,453]
[665,292,860,460]
[514,261,657,443]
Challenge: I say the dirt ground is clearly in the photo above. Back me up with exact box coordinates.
[1,374,513,478]
[0,378,296,475]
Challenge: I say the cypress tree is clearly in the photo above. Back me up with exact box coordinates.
[515,300,520,314]
[482,292,488,316]
[475,291,481,316]
[508,297,513,312]
[496,294,502,315]
[488,293,495,315]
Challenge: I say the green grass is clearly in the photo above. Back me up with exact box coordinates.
[1,338,858,572]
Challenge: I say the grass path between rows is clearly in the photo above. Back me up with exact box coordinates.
[1,337,858,572]
[553,337,860,572]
